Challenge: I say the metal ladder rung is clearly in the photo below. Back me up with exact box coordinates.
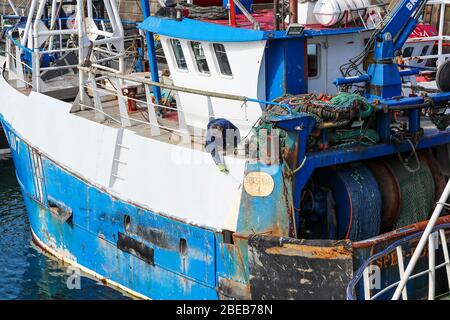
[113,158,126,165]
[111,174,124,180]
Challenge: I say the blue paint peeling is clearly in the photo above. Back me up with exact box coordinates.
[1,120,251,299]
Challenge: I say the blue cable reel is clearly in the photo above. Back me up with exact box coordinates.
[303,155,438,242]
[307,163,382,242]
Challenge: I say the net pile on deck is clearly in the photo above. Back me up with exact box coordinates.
[266,93,380,148]
[179,3,228,20]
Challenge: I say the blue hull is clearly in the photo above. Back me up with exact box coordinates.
[1,121,250,300]
[5,117,450,300]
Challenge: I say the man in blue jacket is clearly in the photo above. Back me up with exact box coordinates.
[205,118,241,174]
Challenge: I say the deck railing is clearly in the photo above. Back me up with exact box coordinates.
[2,23,78,91]
[1,13,139,92]
[77,65,292,139]
[400,0,450,67]
[347,180,450,300]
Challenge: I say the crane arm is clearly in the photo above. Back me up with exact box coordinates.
[334,0,430,99]
[380,0,428,51]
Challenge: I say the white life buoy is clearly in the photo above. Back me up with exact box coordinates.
[313,0,369,26]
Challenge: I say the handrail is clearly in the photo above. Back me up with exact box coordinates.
[347,222,450,300]
[347,179,450,300]
[78,65,292,113]
[391,181,450,299]
[82,83,250,123]
[79,66,247,101]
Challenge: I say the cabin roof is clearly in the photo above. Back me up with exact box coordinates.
[138,14,368,43]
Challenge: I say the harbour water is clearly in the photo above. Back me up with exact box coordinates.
[0,157,129,300]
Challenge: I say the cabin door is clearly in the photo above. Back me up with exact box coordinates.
[307,32,373,95]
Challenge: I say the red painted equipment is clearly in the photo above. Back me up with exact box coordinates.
[122,85,139,113]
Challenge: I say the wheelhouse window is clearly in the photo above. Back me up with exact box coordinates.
[213,43,232,76]
[307,44,320,78]
[170,39,187,70]
[403,47,414,58]
[190,41,210,74]
[417,45,430,63]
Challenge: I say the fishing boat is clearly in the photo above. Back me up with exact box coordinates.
[2,0,450,300]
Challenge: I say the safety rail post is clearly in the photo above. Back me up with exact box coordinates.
[115,77,131,127]
[77,0,87,106]
[439,229,450,290]
[58,19,62,52]
[392,179,450,300]
[32,0,49,92]
[174,90,190,137]
[144,83,162,136]
[30,0,41,90]
[15,45,26,88]
[363,266,372,299]
[32,48,40,91]
[20,0,37,49]
[88,74,106,122]
[5,36,11,71]
[429,232,437,300]
[437,1,445,66]
[48,0,58,51]
[396,246,408,300]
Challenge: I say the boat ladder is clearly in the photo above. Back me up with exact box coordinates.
[109,128,127,188]
[347,179,450,300]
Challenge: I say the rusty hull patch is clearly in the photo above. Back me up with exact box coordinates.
[265,243,351,259]
[248,235,353,300]
[218,277,251,300]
